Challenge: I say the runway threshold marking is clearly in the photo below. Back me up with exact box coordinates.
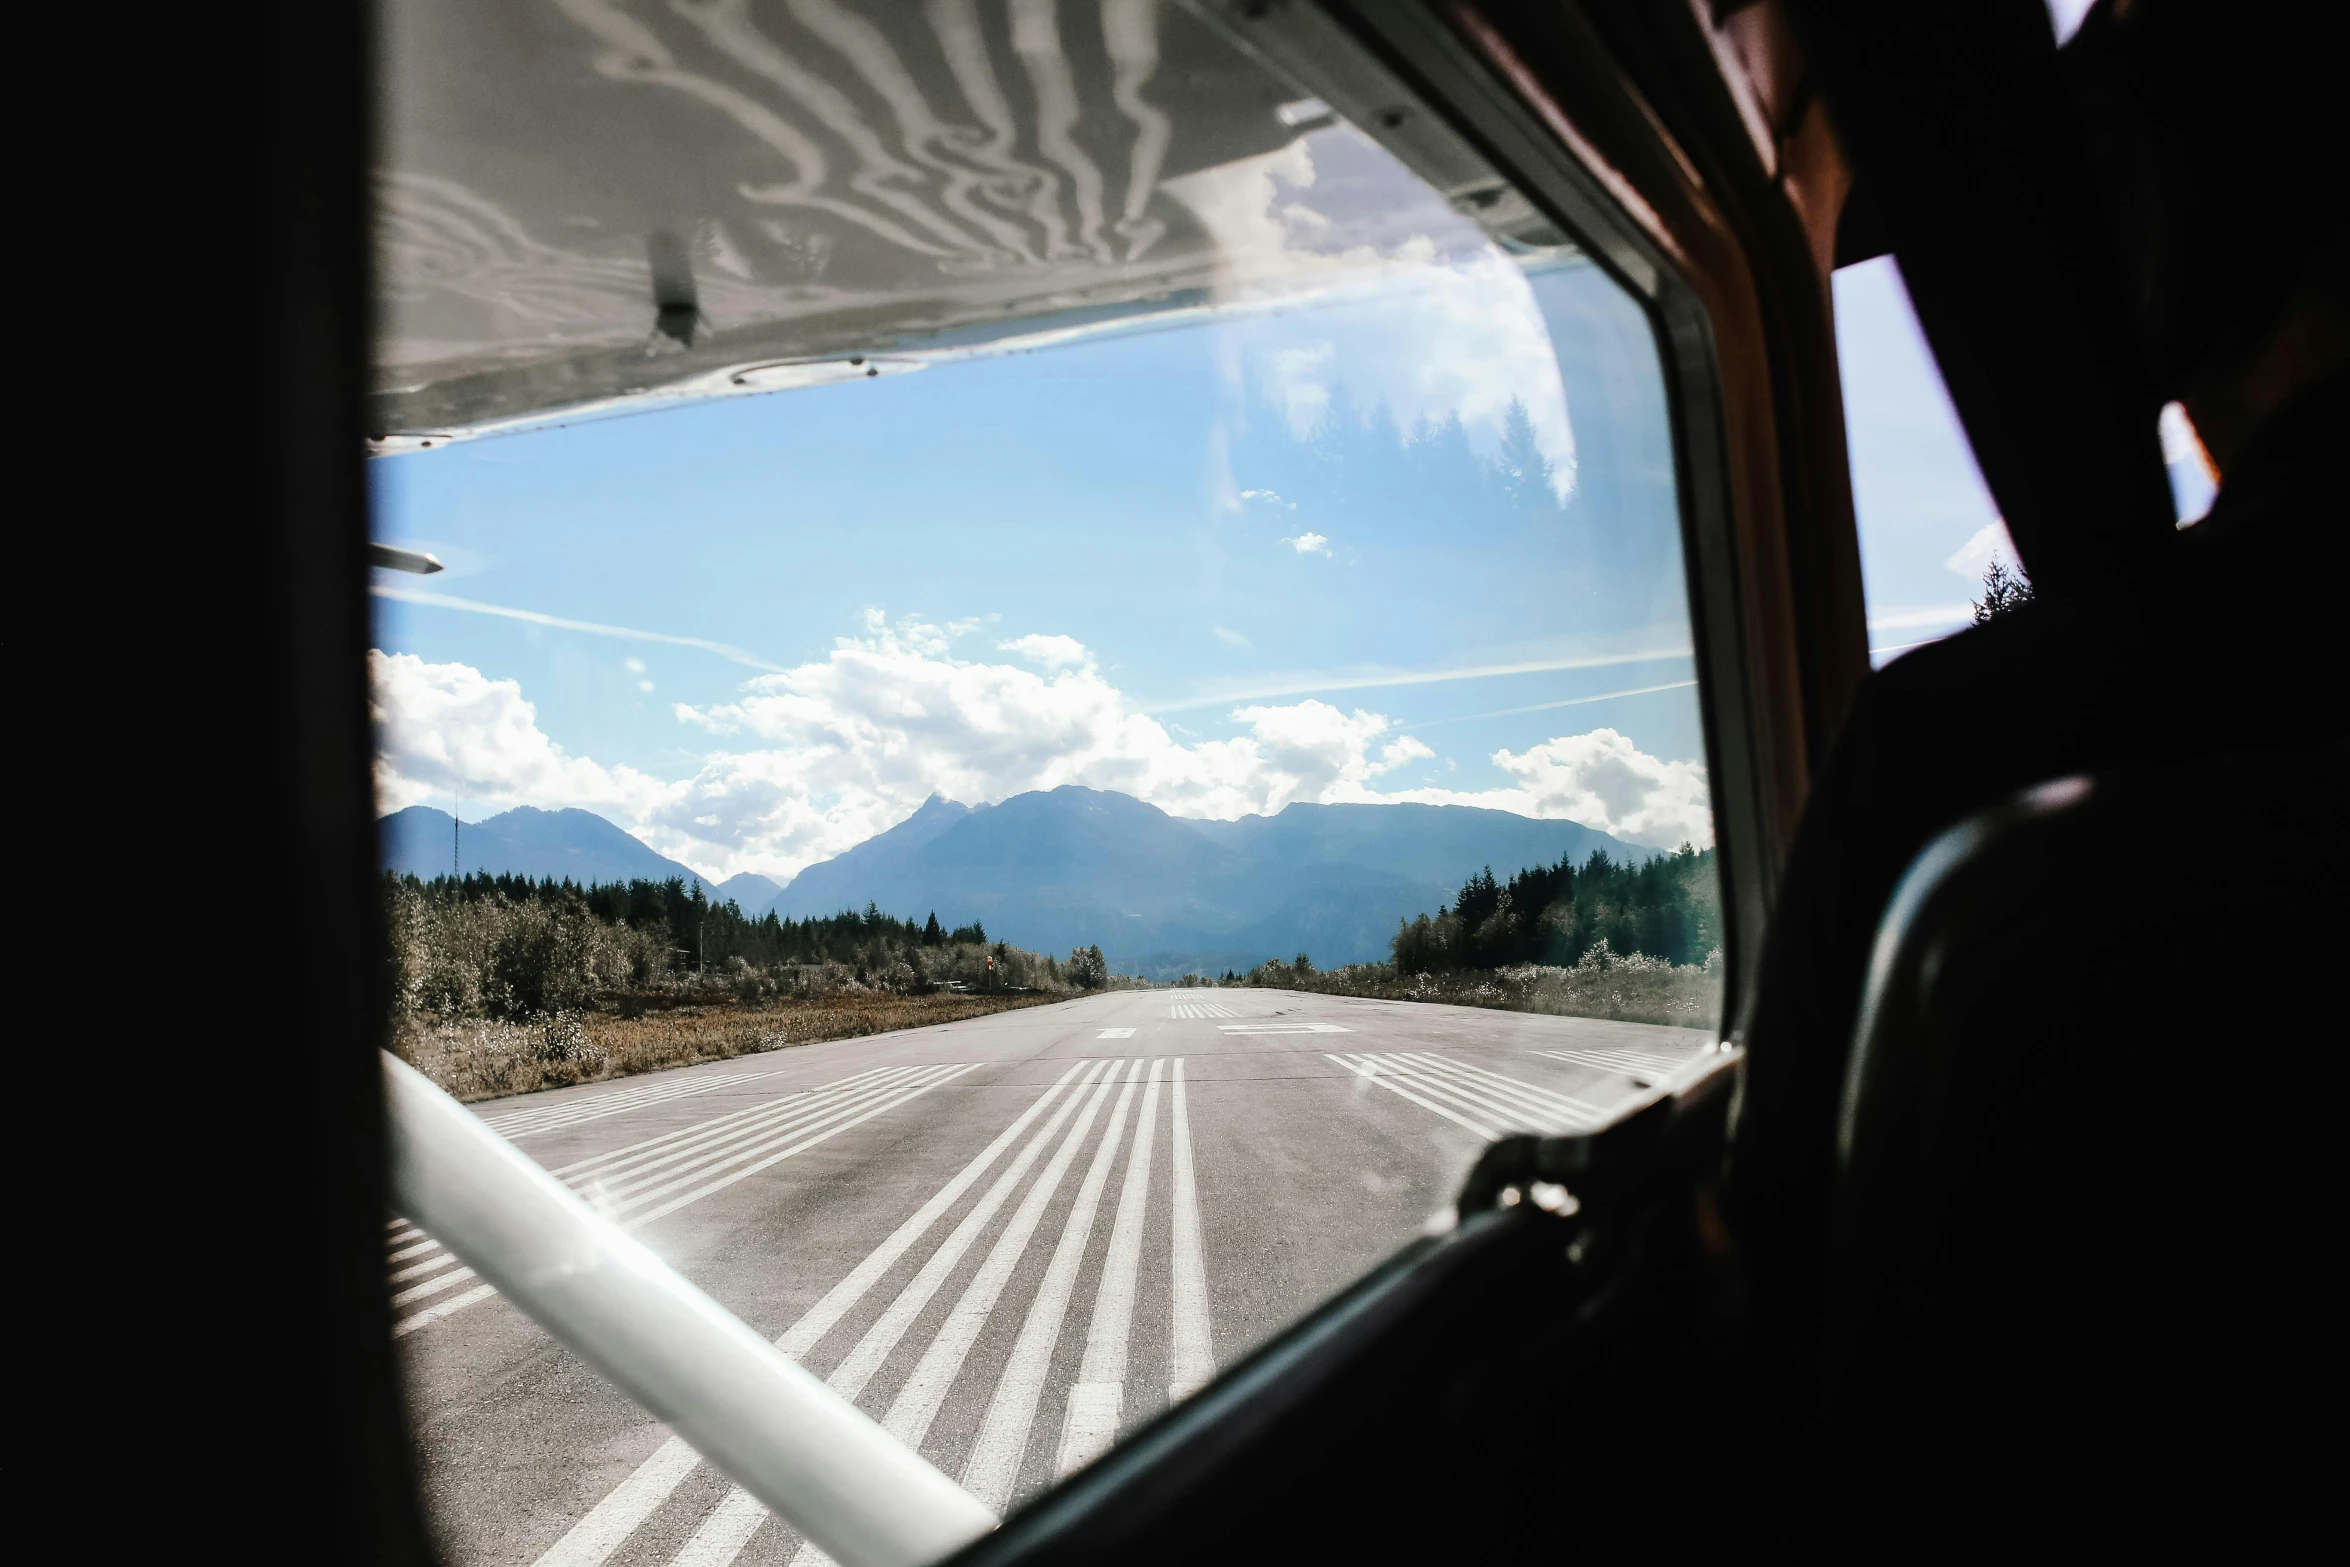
[541,1055,1219,1567]
[392,1063,977,1341]
[1219,1021,1348,1035]
[1056,1060,1164,1477]
[1168,1058,1215,1403]
[1097,1027,1136,1039]
[478,1069,769,1140]
[531,1060,1095,1567]
[1329,1052,1621,1141]
[1531,1044,1712,1083]
[961,1061,1148,1509]
[1168,1001,1236,1019]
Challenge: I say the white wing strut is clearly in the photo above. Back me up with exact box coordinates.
[382,1053,998,1567]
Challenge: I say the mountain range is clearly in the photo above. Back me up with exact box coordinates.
[767,788,1642,978]
[380,790,1647,979]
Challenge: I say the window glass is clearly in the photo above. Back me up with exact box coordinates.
[1832,256,2008,662]
[1835,255,2218,660]
[378,3,1718,1557]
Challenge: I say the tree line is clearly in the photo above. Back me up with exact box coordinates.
[1390,844,1720,974]
[384,870,1118,1022]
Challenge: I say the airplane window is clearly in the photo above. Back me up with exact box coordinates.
[1835,254,2216,662]
[1833,255,2019,662]
[375,3,1719,1559]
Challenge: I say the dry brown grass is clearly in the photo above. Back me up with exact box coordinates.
[395,992,1066,1103]
[1253,957,1721,1031]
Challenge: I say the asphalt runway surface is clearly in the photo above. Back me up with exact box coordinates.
[393,987,1717,1566]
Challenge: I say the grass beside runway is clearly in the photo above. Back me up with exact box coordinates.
[396,990,1069,1102]
[1225,946,1721,1030]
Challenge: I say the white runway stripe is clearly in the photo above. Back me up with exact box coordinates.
[826,1063,1112,1404]
[777,1064,1091,1360]
[1396,1053,1614,1130]
[1364,1053,1585,1135]
[1328,1053,1502,1140]
[667,1486,769,1567]
[395,1064,971,1339]
[1532,1044,1709,1081]
[527,1064,1099,1567]
[963,1062,1144,1509]
[392,1283,497,1338]
[548,1066,906,1181]
[1057,1059,1164,1476]
[390,1264,478,1307]
[1218,1021,1348,1034]
[530,1433,707,1567]
[388,1252,460,1284]
[557,1067,927,1192]
[1167,1058,1214,1402]
[479,1069,768,1139]
[881,1068,1122,1450]
[1168,1001,1235,1019]
[1329,1052,1624,1140]
[599,1069,964,1224]
[1097,1027,1135,1039]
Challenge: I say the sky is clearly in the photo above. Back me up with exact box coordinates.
[372,144,1716,883]
[370,2,2200,887]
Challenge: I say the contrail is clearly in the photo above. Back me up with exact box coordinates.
[1140,648,1694,714]
[1403,679,1699,729]
[370,585,787,673]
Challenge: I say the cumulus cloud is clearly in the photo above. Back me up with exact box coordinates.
[1000,633,1091,669]
[1483,729,1712,849]
[370,615,1712,877]
[370,651,673,823]
[1281,532,1331,556]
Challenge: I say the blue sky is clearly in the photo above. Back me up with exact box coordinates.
[373,238,1716,881]
[373,238,2216,889]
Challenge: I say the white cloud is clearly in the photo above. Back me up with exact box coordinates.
[1212,625,1251,647]
[637,679,656,693]
[1945,518,2021,582]
[624,657,646,673]
[370,616,1713,877]
[370,650,674,824]
[1281,532,1331,556]
[999,633,1091,669]
[1484,729,1712,849]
